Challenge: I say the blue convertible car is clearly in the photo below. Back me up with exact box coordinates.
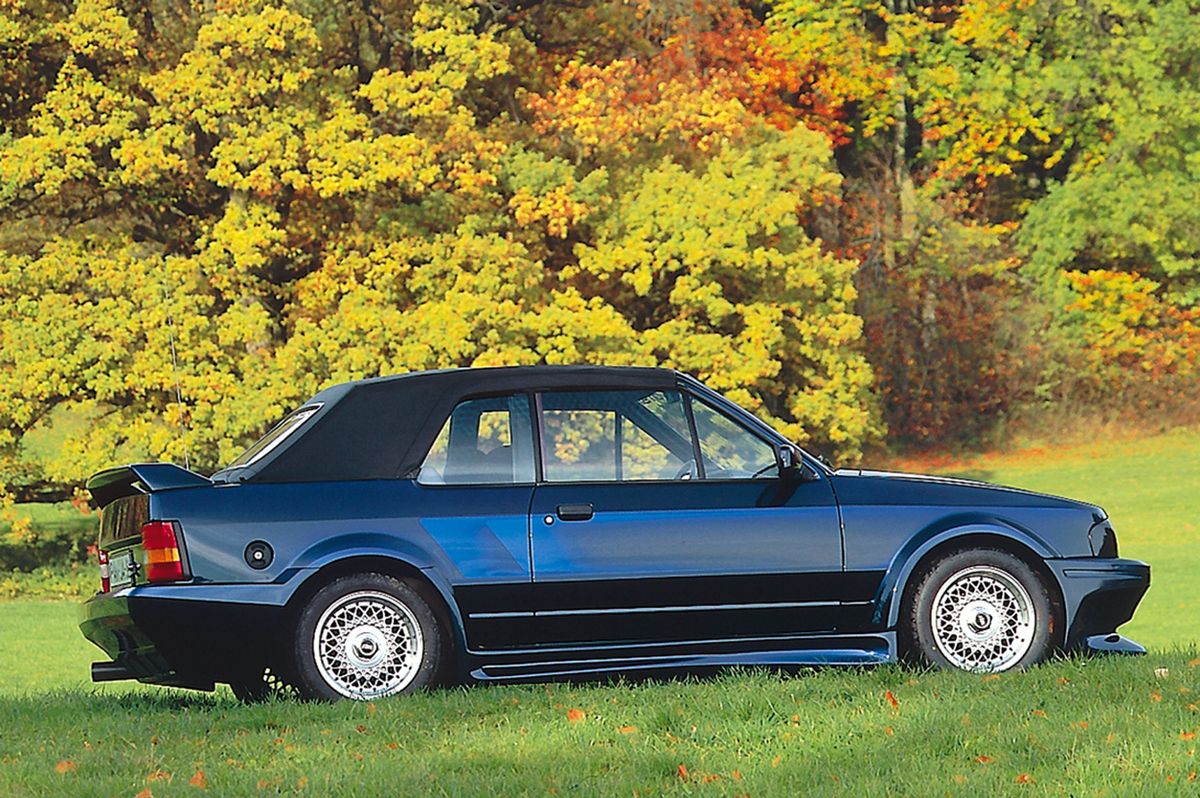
[80,366,1149,700]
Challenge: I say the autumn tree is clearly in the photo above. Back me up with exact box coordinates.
[0,0,879,507]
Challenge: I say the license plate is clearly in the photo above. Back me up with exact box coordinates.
[109,549,134,590]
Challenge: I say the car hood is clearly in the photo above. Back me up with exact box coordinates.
[832,468,1107,519]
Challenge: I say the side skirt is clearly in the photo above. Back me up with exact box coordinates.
[466,632,896,683]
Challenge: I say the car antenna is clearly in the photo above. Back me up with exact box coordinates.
[161,275,191,471]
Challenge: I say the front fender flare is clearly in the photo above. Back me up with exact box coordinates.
[876,520,1057,629]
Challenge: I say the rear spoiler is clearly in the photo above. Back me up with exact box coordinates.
[86,463,212,509]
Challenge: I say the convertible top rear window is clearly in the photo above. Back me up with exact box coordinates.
[226,405,322,469]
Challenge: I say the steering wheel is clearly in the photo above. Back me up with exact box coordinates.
[750,462,779,478]
[672,460,697,480]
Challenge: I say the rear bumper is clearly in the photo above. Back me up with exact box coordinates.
[1047,557,1150,651]
[79,586,285,687]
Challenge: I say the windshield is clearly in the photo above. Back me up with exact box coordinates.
[224,404,322,470]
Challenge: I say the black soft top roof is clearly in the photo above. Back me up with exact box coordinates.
[224,365,681,483]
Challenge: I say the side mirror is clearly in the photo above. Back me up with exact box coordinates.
[776,443,818,482]
[775,443,800,473]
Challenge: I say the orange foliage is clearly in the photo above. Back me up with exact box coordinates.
[524,3,847,159]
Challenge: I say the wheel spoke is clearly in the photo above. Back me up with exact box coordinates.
[313,590,424,699]
[930,565,1036,672]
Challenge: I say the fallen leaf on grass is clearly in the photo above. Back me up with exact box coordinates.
[618,725,637,735]
[1072,721,1089,730]
[146,770,171,782]
[975,755,994,765]
[982,674,1001,683]
[1031,710,1047,718]
[1151,692,1163,703]
[355,725,368,733]
[54,760,76,774]
[1189,658,1200,668]
[189,769,207,789]
[771,755,782,768]
[1015,773,1033,784]
[884,690,899,710]
[1181,732,1196,741]
[567,708,586,723]
[884,726,894,736]
[136,790,153,798]
[676,764,689,780]
[731,770,742,780]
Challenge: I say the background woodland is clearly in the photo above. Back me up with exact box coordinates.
[1,0,1198,508]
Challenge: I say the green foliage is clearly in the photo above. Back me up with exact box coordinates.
[0,0,881,500]
[0,502,95,571]
[767,0,1200,447]
[0,564,93,600]
[1,0,1197,488]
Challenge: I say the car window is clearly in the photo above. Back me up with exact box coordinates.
[690,397,778,479]
[540,390,692,482]
[225,404,323,469]
[418,394,535,485]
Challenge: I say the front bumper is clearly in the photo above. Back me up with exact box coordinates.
[1046,557,1150,651]
[79,586,285,688]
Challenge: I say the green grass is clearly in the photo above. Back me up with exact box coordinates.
[0,427,1197,795]
[2,601,1199,796]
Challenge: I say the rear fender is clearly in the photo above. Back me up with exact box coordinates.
[876,519,1056,629]
[285,535,468,655]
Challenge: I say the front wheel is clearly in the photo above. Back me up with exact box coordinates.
[291,573,442,701]
[904,549,1057,672]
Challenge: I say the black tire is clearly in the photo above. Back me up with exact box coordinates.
[291,573,442,701]
[903,548,1057,672]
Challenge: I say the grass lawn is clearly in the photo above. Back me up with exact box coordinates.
[0,427,1197,795]
[1,602,1199,797]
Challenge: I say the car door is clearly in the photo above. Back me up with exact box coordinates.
[411,392,538,649]
[529,388,855,647]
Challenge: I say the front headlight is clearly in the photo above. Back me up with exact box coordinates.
[1088,520,1119,558]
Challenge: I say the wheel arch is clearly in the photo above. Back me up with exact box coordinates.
[878,526,1066,642]
[283,555,467,677]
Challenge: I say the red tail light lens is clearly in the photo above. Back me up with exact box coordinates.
[98,549,110,593]
[141,521,185,582]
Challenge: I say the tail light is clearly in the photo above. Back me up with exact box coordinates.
[141,521,185,582]
[98,549,110,593]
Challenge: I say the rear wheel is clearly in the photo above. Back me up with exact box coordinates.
[291,573,441,701]
[905,548,1056,672]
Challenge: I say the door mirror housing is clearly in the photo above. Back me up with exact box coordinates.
[775,443,800,474]
[776,443,819,482]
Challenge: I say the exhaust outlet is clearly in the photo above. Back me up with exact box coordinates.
[91,661,135,682]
